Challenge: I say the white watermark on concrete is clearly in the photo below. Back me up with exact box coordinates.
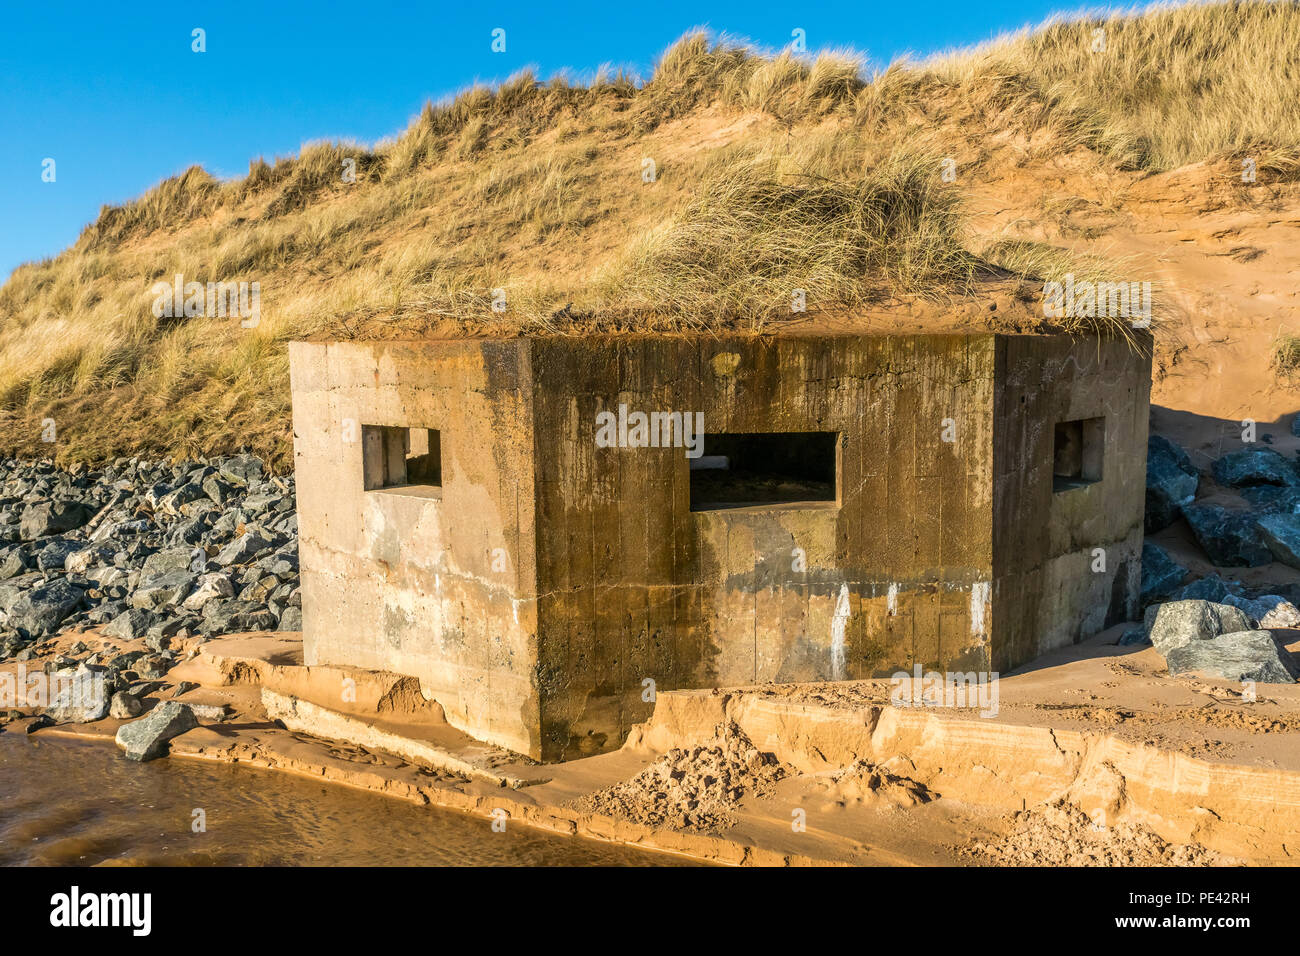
[594,404,704,458]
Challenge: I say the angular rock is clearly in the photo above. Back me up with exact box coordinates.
[214,531,271,567]
[1139,542,1187,607]
[44,665,111,723]
[104,607,156,641]
[1166,630,1299,684]
[109,690,143,719]
[0,573,44,613]
[1117,626,1151,646]
[277,605,303,631]
[5,579,84,640]
[139,547,195,582]
[1257,512,1300,570]
[0,548,28,580]
[129,569,196,610]
[1239,485,1300,513]
[241,492,280,514]
[201,598,278,634]
[86,565,128,589]
[90,518,150,544]
[107,649,146,671]
[114,701,198,761]
[201,473,234,506]
[64,546,113,575]
[134,655,172,680]
[238,574,279,604]
[178,498,222,520]
[144,617,186,652]
[156,483,206,516]
[1212,447,1300,488]
[266,555,298,579]
[1183,504,1273,566]
[19,499,95,540]
[34,538,79,571]
[1144,599,1255,657]
[180,572,234,611]
[1222,593,1300,629]
[167,515,209,547]
[1145,435,1199,532]
[1174,574,1238,603]
[218,455,263,487]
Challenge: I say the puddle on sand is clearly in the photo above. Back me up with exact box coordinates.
[0,734,691,866]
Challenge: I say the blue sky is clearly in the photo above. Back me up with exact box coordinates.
[0,0,1082,283]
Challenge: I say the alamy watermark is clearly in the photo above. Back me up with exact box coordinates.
[1042,273,1151,328]
[151,274,261,327]
[50,886,151,936]
[889,665,1000,718]
[594,404,704,458]
[0,663,107,710]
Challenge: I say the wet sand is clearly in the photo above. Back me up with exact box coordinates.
[0,734,689,866]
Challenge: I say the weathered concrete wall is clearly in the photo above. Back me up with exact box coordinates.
[289,332,1150,762]
[992,334,1152,669]
[529,335,998,761]
[289,340,541,756]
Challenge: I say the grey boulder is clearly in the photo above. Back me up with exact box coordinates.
[1257,513,1300,570]
[1183,504,1273,566]
[1173,574,1237,603]
[277,605,303,631]
[214,531,271,567]
[104,607,157,641]
[1212,447,1300,489]
[109,690,143,719]
[139,547,195,582]
[5,579,85,640]
[1166,630,1299,684]
[128,570,196,610]
[19,499,96,540]
[45,666,111,723]
[34,538,79,571]
[1139,542,1187,607]
[1222,593,1300,629]
[1144,599,1255,656]
[201,599,277,634]
[114,701,198,761]
[1145,436,1198,532]
[0,548,28,580]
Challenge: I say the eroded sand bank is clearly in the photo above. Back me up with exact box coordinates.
[5,623,1299,866]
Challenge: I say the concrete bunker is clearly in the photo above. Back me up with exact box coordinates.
[289,331,1152,761]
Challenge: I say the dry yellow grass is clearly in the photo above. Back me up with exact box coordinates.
[1272,332,1300,378]
[1,0,1297,465]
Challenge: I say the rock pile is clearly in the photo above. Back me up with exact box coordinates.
[1143,599,1299,684]
[1145,440,1300,571]
[0,455,299,684]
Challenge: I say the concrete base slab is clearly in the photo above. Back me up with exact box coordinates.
[261,690,546,789]
[174,633,541,787]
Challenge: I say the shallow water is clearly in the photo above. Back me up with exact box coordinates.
[0,734,680,866]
